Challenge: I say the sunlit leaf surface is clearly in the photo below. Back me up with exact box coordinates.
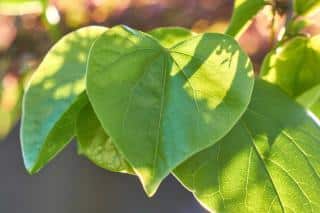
[174,80,320,212]
[261,35,320,116]
[149,27,195,48]
[86,25,254,196]
[21,26,107,173]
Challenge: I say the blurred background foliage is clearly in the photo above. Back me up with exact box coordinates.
[0,0,320,140]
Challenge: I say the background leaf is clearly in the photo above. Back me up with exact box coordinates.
[225,0,265,38]
[86,25,254,196]
[21,26,107,173]
[261,36,320,97]
[174,80,320,212]
[0,73,23,139]
[76,98,134,174]
[294,0,320,15]
[0,0,44,15]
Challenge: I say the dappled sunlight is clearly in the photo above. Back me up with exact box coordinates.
[21,26,106,172]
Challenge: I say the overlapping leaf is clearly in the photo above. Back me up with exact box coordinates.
[225,0,265,38]
[21,26,107,173]
[76,99,134,174]
[174,80,320,212]
[86,25,254,196]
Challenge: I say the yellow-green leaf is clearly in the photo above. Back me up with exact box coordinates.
[261,35,320,98]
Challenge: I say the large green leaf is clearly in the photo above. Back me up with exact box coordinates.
[174,80,320,212]
[0,0,43,15]
[297,84,320,118]
[75,27,194,174]
[21,26,107,173]
[76,98,134,174]
[148,27,195,48]
[86,25,254,196]
[294,0,320,15]
[261,35,320,98]
[225,0,265,38]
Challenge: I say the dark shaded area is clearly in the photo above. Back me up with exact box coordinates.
[0,124,206,213]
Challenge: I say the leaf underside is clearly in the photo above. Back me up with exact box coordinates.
[174,80,320,213]
[86,25,254,196]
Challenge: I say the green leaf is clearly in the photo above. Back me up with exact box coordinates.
[0,0,43,15]
[261,35,320,98]
[225,0,266,39]
[21,26,107,173]
[86,25,254,196]
[148,27,195,48]
[174,80,320,212]
[294,0,320,15]
[297,84,320,118]
[75,27,193,174]
[76,98,134,174]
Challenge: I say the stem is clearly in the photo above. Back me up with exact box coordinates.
[270,5,277,46]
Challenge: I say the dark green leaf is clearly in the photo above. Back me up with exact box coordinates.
[225,0,265,38]
[261,35,320,97]
[174,80,320,212]
[86,25,254,196]
[21,26,107,173]
[76,99,134,174]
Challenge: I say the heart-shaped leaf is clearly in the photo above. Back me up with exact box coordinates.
[21,26,107,173]
[86,25,254,196]
[174,80,320,212]
[75,27,194,174]
[261,35,320,98]
[76,98,134,174]
[225,0,266,38]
